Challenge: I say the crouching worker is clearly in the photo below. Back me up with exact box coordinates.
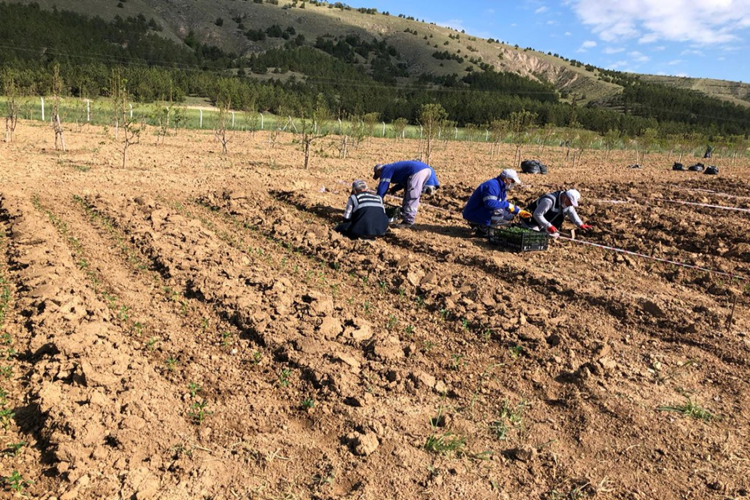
[335,180,389,239]
[462,169,531,236]
[373,160,437,227]
[521,189,592,238]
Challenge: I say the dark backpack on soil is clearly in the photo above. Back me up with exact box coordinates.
[704,165,719,175]
[672,162,685,171]
[688,163,704,172]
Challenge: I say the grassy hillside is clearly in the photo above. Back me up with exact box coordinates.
[13,0,621,104]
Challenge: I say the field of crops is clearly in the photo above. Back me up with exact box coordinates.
[0,120,748,499]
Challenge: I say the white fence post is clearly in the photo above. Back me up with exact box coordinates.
[260,113,264,130]
[129,103,133,119]
[455,127,458,140]
[382,122,386,137]
[338,118,342,134]
[86,100,91,122]
[231,111,235,128]
[199,109,203,128]
[485,129,489,142]
[41,97,45,122]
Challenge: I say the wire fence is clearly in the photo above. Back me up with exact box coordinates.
[3,95,749,159]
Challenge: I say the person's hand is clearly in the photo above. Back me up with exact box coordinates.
[547,225,559,238]
[579,223,593,232]
[518,209,532,219]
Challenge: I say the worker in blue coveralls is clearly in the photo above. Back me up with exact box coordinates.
[373,160,438,228]
[462,169,531,236]
[389,168,440,196]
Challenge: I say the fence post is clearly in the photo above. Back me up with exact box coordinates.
[260,113,264,130]
[231,111,235,128]
[199,109,203,128]
[485,129,489,142]
[86,100,91,122]
[338,118,342,134]
[455,127,458,140]
[129,103,133,119]
[420,125,423,139]
[382,122,386,137]
[41,97,45,122]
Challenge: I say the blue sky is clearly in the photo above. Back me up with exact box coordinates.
[344,0,750,82]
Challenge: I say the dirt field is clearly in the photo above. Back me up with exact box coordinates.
[0,121,749,500]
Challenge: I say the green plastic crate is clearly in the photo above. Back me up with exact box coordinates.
[488,227,548,252]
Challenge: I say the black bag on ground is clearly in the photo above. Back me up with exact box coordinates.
[627,164,642,169]
[704,165,719,175]
[521,159,547,175]
[672,162,685,171]
[688,163,704,172]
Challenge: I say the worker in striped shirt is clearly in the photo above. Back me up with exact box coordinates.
[335,180,389,239]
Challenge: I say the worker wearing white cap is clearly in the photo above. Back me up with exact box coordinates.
[462,169,532,236]
[521,189,593,238]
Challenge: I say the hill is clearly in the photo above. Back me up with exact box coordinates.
[3,0,750,136]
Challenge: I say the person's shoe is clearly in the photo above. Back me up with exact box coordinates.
[472,225,489,237]
[392,221,414,229]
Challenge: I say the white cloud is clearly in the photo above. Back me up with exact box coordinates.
[547,20,559,25]
[718,56,726,60]
[564,31,572,36]
[578,40,597,51]
[667,59,682,65]
[629,50,650,62]
[681,49,705,56]
[608,60,630,70]
[439,19,466,31]
[652,45,666,51]
[535,6,549,14]
[603,46,625,54]
[570,0,750,45]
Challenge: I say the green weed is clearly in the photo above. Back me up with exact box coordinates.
[424,432,466,455]
[490,400,526,440]
[658,398,715,421]
[450,353,465,371]
[509,345,524,359]
[252,351,263,365]
[188,382,202,399]
[387,314,398,330]
[301,397,315,410]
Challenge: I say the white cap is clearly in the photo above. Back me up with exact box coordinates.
[565,189,581,207]
[499,169,521,185]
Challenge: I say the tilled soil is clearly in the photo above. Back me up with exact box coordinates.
[0,121,748,499]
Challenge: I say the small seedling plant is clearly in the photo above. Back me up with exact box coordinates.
[3,470,32,492]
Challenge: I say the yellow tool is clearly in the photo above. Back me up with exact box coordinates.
[518,209,532,219]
